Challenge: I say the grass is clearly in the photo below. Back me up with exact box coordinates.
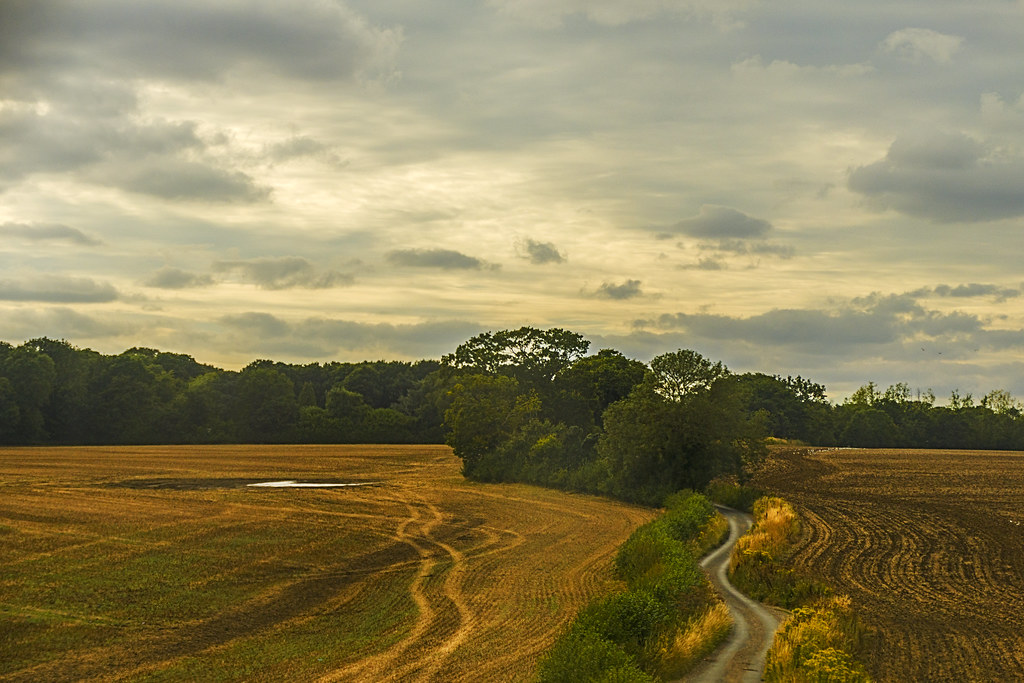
[536,491,732,682]
[0,444,655,681]
[764,595,871,683]
[653,601,732,678]
[728,494,871,682]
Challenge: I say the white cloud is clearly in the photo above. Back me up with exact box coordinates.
[882,28,964,64]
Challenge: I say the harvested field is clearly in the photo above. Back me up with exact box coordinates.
[753,447,1024,682]
[0,445,655,681]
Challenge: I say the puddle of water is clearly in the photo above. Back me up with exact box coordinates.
[246,480,379,488]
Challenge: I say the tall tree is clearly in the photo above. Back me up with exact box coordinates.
[443,327,590,386]
[649,349,727,402]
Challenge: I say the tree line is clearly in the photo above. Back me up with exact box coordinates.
[0,338,444,446]
[3,332,1023,479]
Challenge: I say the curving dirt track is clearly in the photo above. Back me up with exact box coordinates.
[753,447,1024,682]
[0,445,655,682]
[686,506,781,683]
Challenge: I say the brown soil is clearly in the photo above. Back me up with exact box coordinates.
[753,447,1024,682]
[0,445,655,682]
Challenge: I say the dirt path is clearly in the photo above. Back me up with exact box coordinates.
[686,506,781,683]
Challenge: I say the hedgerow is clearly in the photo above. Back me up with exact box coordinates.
[535,491,730,682]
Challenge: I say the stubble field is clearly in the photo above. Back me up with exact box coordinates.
[754,447,1024,682]
[0,445,655,682]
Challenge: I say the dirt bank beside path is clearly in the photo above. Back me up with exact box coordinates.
[685,505,782,683]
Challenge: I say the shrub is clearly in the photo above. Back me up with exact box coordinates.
[538,491,730,681]
[764,595,871,682]
[536,627,656,683]
[705,479,764,512]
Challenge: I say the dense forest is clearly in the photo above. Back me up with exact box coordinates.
[3,331,1024,499]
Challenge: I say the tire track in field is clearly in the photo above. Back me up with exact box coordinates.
[435,498,652,682]
[320,489,479,682]
[318,496,436,682]
[385,496,475,682]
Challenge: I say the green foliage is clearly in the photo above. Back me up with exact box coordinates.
[648,349,727,403]
[0,340,445,445]
[537,492,722,682]
[765,596,871,683]
[704,479,764,512]
[444,374,540,473]
[596,375,767,504]
[728,497,827,608]
[535,627,656,683]
[443,326,590,385]
[837,408,898,448]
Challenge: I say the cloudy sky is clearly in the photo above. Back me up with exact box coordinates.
[2,0,1023,400]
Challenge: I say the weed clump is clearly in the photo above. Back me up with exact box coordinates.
[765,595,871,682]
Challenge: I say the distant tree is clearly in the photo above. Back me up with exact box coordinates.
[0,378,20,443]
[325,385,371,441]
[297,381,318,408]
[235,367,299,442]
[556,349,647,428]
[838,407,898,448]
[443,327,590,386]
[444,374,540,474]
[1,345,57,442]
[648,349,727,402]
[24,338,97,443]
[981,389,1020,416]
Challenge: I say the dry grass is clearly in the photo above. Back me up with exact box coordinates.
[764,594,870,682]
[730,497,798,567]
[0,445,656,682]
[654,601,731,678]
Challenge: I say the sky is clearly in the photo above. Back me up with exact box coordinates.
[2,0,1023,401]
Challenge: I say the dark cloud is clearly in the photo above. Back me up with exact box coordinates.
[213,257,353,289]
[0,276,118,303]
[932,283,1021,300]
[643,289,1007,354]
[264,136,346,167]
[680,257,727,271]
[0,222,101,245]
[848,132,1024,222]
[595,279,644,300]
[220,312,291,339]
[0,1,400,84]
[1,306,131,340]
[214,313,481,359]
[0,97,267,201]
[0,1,390,197]
[111,159,269,203]
[671,205,773,239]
[144,267,214,290]
[387,248,493,270]
[520,239,565,265]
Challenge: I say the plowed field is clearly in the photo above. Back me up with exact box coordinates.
[0,445,655,681]
[754,447,1024,682]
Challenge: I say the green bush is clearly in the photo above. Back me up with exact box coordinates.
[705,479,763,512]
[537,492,725,681]
[536,627,656,683]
